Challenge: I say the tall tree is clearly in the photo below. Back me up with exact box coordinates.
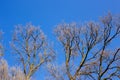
[11,23,54,80]
[47,13,120,80]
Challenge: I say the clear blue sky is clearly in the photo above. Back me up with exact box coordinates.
[0,0,120,80]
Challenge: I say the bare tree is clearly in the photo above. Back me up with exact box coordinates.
[11,23,54,80]
[0,59,26,80]
[0,30,26,80]
[47,13,120,80]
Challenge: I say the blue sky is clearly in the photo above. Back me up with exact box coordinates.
[0,0,120,79]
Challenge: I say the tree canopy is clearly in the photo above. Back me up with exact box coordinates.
[0,13,120,80]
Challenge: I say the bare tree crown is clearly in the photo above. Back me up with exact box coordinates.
[0,13,120,80]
